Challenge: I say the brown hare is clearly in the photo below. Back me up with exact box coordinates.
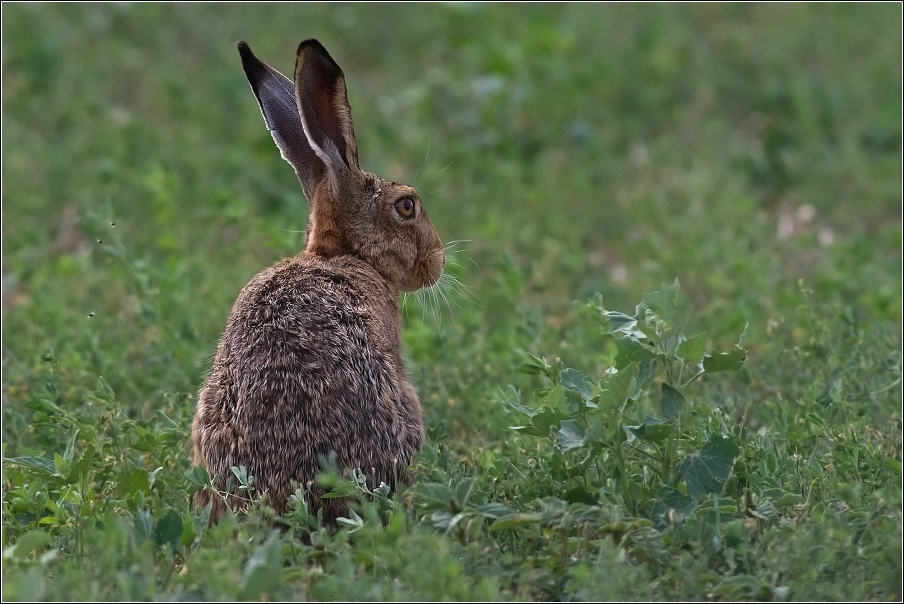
[191,39,444,524]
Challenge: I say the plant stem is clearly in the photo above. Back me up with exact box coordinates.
[683,370,706,389]
[614,409,633,513]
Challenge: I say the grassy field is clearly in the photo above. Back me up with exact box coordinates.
[2,3,901,600]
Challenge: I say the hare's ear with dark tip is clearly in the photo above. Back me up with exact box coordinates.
[238,41,326,202]
[294,39,361,184]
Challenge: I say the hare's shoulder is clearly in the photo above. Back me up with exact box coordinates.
[213,255,403,410]
[227,255,394,335]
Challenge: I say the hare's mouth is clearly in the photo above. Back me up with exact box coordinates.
[425,249,446,287]
[423,270,443,289]
[397,249,444,293]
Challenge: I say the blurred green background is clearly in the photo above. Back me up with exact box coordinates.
[2,3,901,600]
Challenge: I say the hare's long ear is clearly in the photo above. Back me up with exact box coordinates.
[238,41,326,202]
[294,39,361,191]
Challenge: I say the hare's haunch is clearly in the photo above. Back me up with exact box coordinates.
[191,40,444,523]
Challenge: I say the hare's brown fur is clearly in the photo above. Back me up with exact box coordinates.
[191,40,443,523]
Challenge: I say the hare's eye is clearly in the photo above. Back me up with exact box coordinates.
[395,197,416,218]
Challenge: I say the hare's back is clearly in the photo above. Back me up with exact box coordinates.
[207,256,408,462]
[229,256,400,398]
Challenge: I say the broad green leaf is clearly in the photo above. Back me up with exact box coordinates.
[240,532,283,599]
[336,509,364,530]
[665,318,689,357]
[488,513,543,531]
[133,509,153,544]
[828,378,844,404]
[775,492,805,507]
[642,279,680,322]
[634,359,658,394]
[711,575,760,598]
[453,477,477,508]
[560,368,593,401]
[614,338,655,368]
[677,332,707,363]
[635,321,659,342]
[120,469,151,496]
[475,502,512,520]
[67,444,94,483]
[602,311,640,336]
[410,482,454,508]
[560,369,597,412]
[584,416,607,447]
[193,501,212,532]
[315,465,355,496]
[155,410,182,431]
[622,425,639,443]
[545,385,566,411]
[804,412,827,429]
[510,425,541,436]
[535,497,570,521]
[506,399,541,418]
[184,466,211,489]
[680,434,741,499]
[24,396,65,416]
[428,510,468,533]
[95,376,116,401]
[511,406,569,437]
[749,498,778,521]
[643,419,675,442]
[231,465,249,483]
[62,430,79,464]
[697,498,739,511]
[554,420,586,452]
[560,486,596,505]
[180,516,198,547]
[154,510,184,549]
[7,456,57,475]
[564,389,595,413]
[703,348,747,372]
[627,525,667,566]
[8,531,52,560]
[600,521,632,536]
[516,354,552,377]
[626,416,675,443]
[652,486,696,527]
[53,454,68,475]
[695,498,739,517]
[597,363,639,410]
[660,383,685,420]
[533,405,568,434]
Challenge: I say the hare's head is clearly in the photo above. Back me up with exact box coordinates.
[237,40,444,292]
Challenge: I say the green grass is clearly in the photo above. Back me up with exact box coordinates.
[2,3,901,600]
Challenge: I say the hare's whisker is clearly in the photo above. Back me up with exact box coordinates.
[443,239,473,251]
[436,278,457,328]
[428,283,446,346]
[402,292,411,324]
[413,289,427,347]
[445,272,480,308]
